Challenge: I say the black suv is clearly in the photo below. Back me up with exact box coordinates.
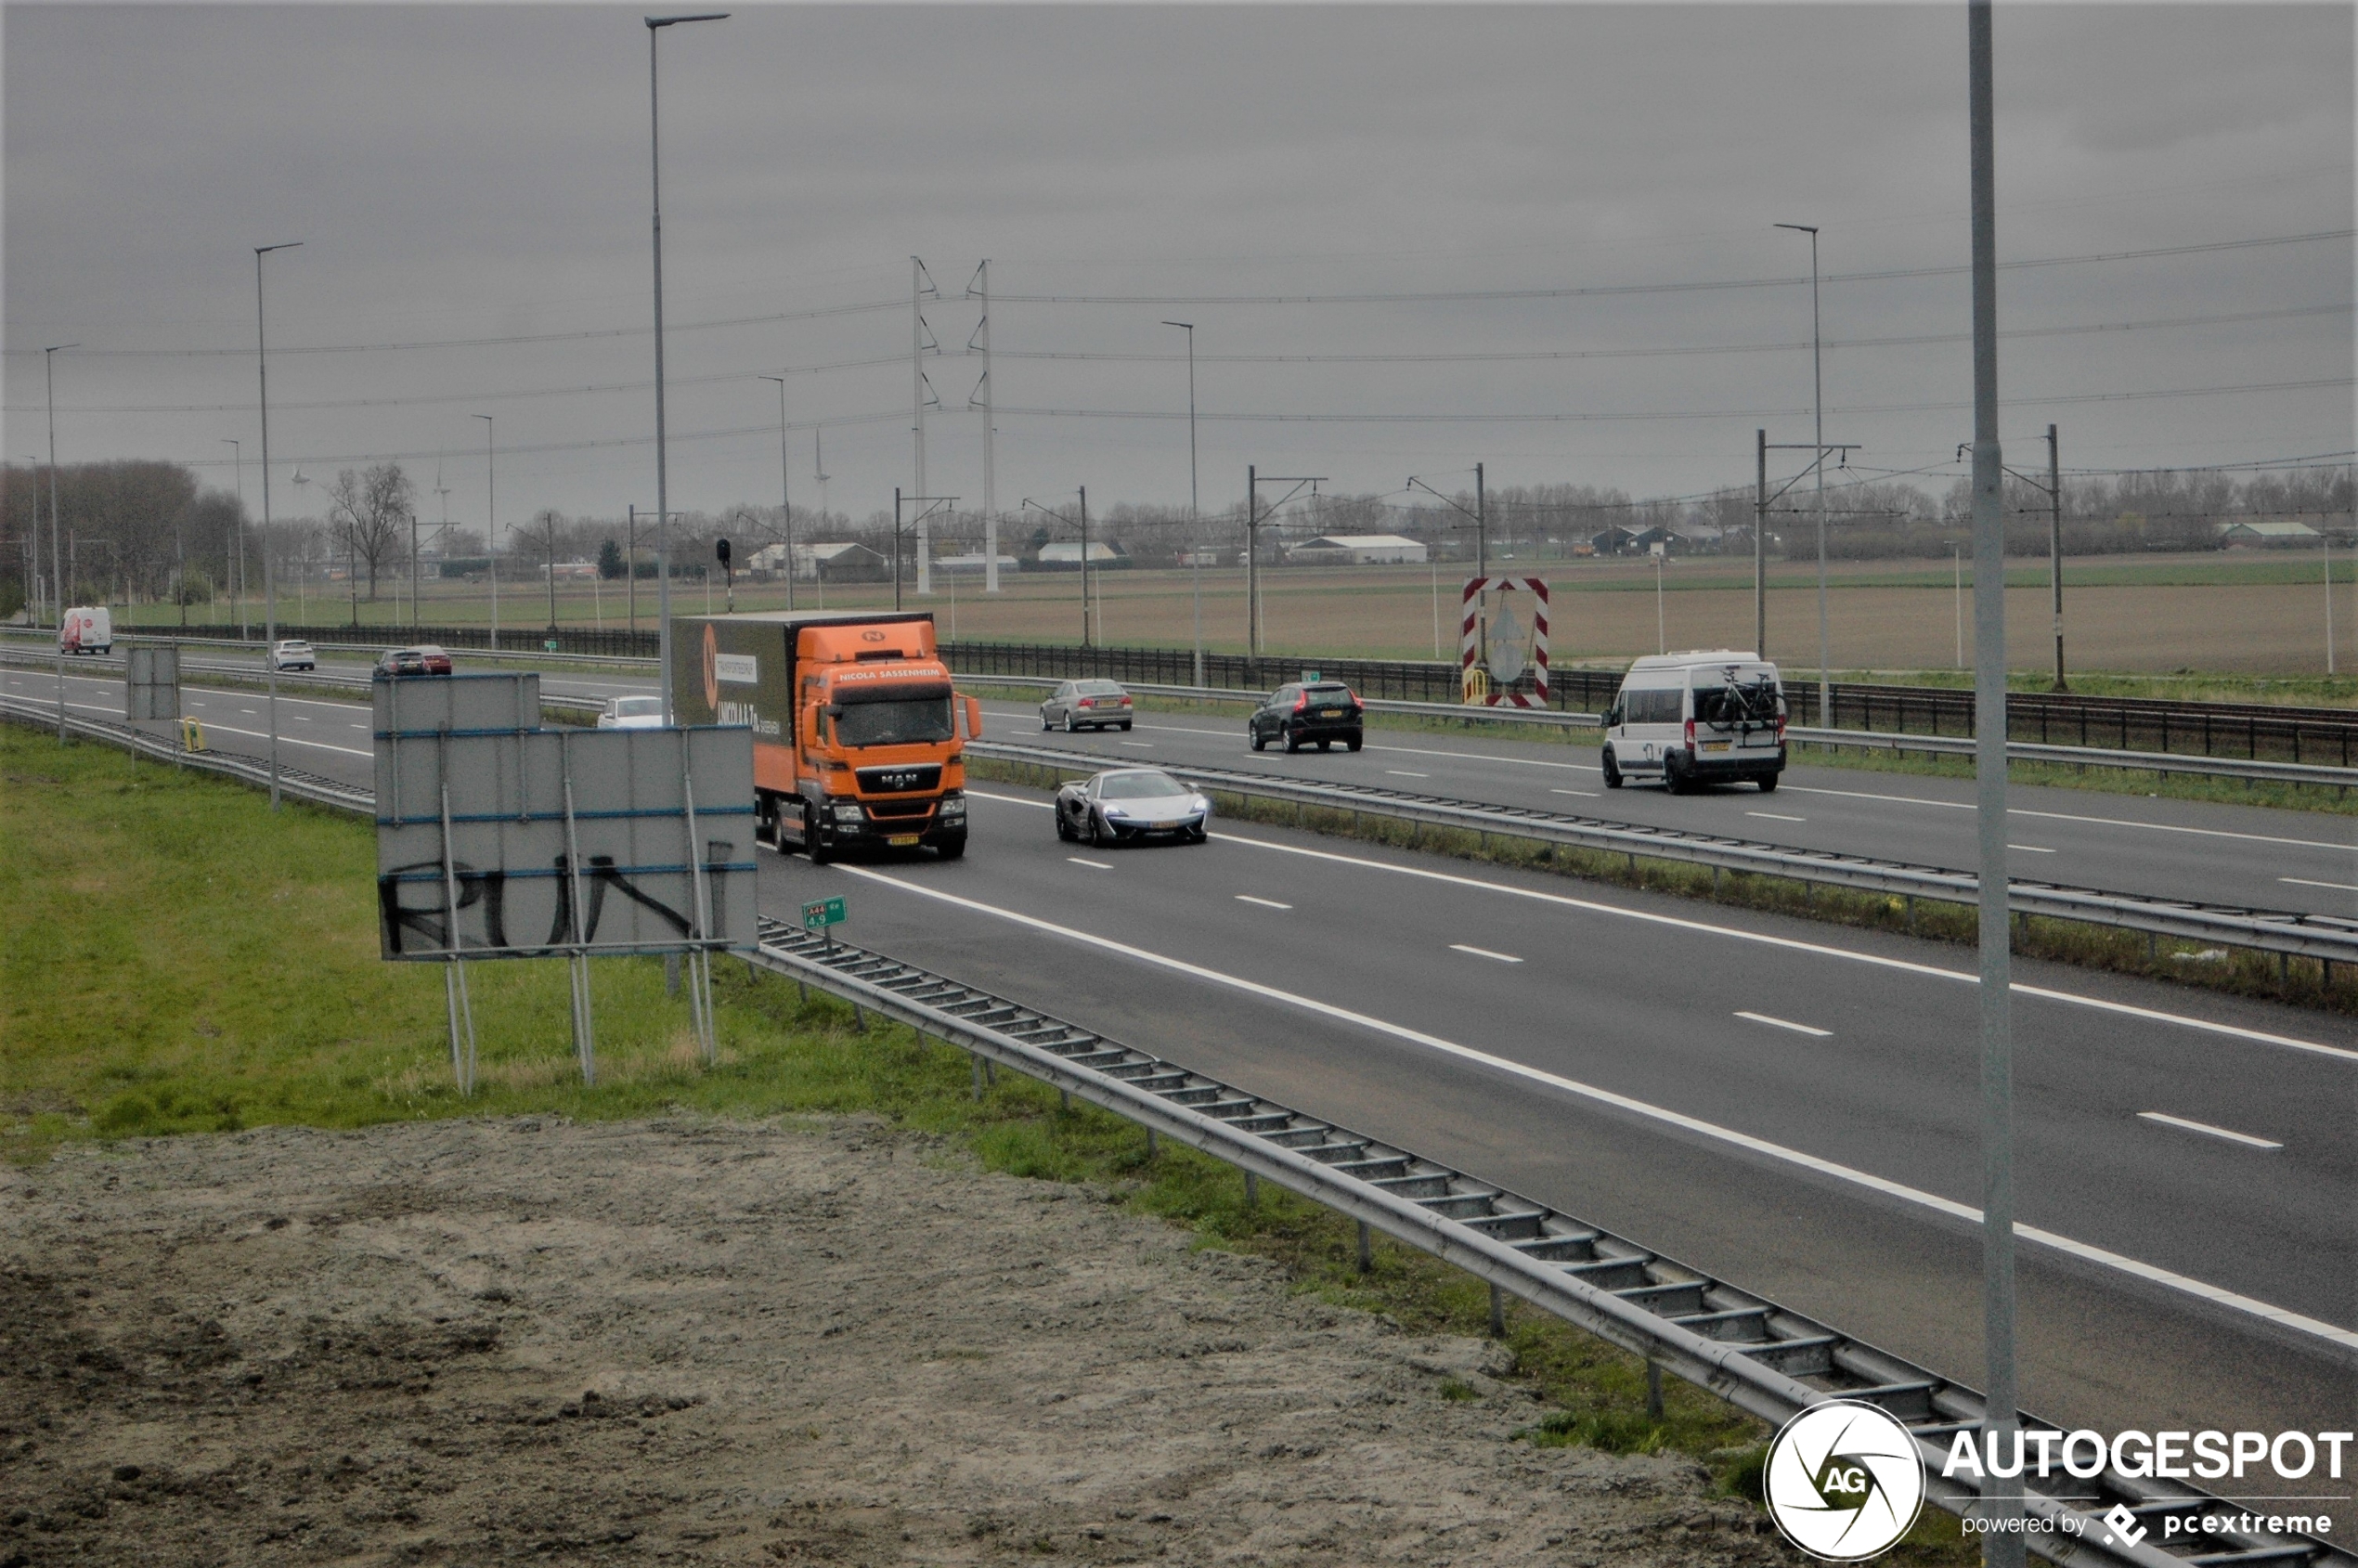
[1249,681,1364,753]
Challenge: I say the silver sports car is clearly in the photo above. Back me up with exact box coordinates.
[1055,768,1211,847]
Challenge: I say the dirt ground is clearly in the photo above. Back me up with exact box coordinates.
[0,1115,1794,1567]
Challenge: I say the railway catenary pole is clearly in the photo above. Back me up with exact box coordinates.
[2047,423,2064,691]
[1754,430,1768,658]
[45,343,75,741]
[1966,6,2022,1562]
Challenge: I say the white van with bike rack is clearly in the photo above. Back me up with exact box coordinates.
[1600,650,1785,793]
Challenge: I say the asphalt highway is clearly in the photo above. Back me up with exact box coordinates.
[973,701,2358,922]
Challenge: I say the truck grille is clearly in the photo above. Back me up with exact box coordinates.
[855,764,942,795]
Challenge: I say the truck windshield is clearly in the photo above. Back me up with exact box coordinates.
[835,696,954,747]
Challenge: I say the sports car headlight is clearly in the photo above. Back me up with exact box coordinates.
[1190,797,1211,814]
[1102,805,1129,819]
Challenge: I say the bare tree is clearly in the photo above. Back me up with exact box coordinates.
[327,463,414,601]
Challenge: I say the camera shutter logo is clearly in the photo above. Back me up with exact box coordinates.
[1764,1400,1926,1561]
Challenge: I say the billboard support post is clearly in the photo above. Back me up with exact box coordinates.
[558,736,599,1086]
[438,777,477,1095]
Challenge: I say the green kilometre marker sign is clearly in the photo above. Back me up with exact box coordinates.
[801,896,847,933]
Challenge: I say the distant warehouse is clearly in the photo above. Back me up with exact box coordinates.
[1287,533,1430,565]
[2215,520,2321,549]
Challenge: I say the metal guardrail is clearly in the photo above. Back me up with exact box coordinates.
[968,671,2358,787]
[6,661,2342,1565]
[0,693,373,814]
[748,918,2346,1568]
[970,738,2358,966]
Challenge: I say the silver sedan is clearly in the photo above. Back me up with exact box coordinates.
[1040,679,1134,732]
[1055,768,1210,848]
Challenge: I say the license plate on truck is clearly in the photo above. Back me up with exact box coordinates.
[887,834,920,847]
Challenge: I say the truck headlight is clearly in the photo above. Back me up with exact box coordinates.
[939,797,966,821]
[832,803,865,824]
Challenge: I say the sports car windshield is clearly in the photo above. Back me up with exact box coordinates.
[1098,771,1188,800]
[835,696,954,747]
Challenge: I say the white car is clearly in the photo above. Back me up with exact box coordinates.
[596,694,667,730]
[266,639,316,671]
[1600,650,1784,793]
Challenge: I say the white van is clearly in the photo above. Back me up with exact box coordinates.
[58,606,112,654]
[1600,650,1784,793]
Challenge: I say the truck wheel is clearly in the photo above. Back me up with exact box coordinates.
[804,802,835,865]
[1601,750,1624,789]
[936,836,966,861]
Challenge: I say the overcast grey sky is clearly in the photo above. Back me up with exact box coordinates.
[5,2,2351,539]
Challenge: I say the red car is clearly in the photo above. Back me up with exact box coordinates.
[375,644,454,678]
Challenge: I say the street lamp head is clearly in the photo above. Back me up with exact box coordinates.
[1773,222,1818,236]
[255,241,304,256]
[1161,319,1193,331]
[646,11,727,25]
[44,343,80,354]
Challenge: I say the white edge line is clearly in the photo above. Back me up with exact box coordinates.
[2136,1111,2285,1150]
[962,789,2358,1067]
[1735,1010,1833,1038]
[1236,895,1293,910]
[1065,857,1113,871]
[2282,876,2358,893]
[832,861,2358,1353]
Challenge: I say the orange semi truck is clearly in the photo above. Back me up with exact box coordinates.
[670,611,981,863]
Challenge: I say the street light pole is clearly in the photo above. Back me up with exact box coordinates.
[254,242,300,809]
[759,373,795,611]
[1163,320,1201,685]
[1774,222,1830,719]
[44,344,75,632]
[474,414,498,653]
[647,9,729,724]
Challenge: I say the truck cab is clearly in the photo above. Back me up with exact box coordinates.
[670,611,980,862]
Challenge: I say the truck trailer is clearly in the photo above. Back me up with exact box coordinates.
[668,610,980,862]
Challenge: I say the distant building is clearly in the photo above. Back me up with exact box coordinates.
[1629,526,1691,555]
[1286,533,1430,565]
[933,551,1020,576]
[1589,525,1639,556]
[800,541,890,582]
[2216,520,2321,549]
[1030,541,1131,570]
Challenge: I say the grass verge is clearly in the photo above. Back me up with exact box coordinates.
[0,720,1974,1562]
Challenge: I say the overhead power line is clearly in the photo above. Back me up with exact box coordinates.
[979,230,2353,306]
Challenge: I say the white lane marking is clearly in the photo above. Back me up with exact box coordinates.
[832,862,2358,1352]
[161,720,373,758]
[1236,895,1293,910]
[1066,857,1113,871]
[240,708,258,715]
[1118,741,1153,749]
[1736,1010,1832,1038]
[294,715,313,722]
[1386,770,1430,779]
[1449,943,1522,964]
[1785,782,2358,855]
[2136,1111,2284,1150]
[1746,810,1807,823]
[961,787,2358,1067]
[2283,876,2358,893]
[1550,787,1600,797]
[2008,843,2055,854]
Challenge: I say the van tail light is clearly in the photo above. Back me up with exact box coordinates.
[1685,719,1696,751]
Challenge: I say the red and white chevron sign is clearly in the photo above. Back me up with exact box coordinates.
[1458,577,1550,706]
